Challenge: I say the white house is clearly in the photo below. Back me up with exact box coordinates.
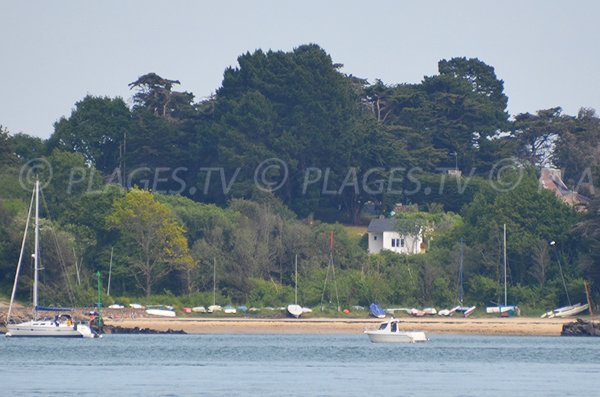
[367,218,424,255]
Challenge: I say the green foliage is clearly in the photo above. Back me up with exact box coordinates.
[0,125,18,167]
[2,45,599,311]
[247,278,293,307]
[467,275,500,306]
[47,96,132,174]
[107,188,194,296]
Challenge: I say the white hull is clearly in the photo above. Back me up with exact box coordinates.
[365,331,428,343]
[486,305,518,314]
[6,320,96,338]
[287,304,303,318]
[145,309,176,317]
[542,303,588,318]
[365,317,428,343]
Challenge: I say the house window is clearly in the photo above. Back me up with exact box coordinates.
[391,239,396,247]
[373,235,377,240]
[400,238,405,247]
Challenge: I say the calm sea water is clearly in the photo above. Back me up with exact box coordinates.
[1,333,598,396]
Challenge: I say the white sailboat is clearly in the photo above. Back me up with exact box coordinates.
[287,254,303,318]
[453,238,476,317]
[542,303,589,318]
[5,180,97,338]
[486,224,520,317]
[541,241,589,318]
[207,258,222,313]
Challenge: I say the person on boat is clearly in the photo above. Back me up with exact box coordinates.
[54,314,60,326]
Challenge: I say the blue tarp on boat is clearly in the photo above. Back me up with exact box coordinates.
[369,303,385,318]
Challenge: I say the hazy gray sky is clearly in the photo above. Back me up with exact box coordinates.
[2,1,599,139]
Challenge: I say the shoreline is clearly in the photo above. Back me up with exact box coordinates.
[0,304,585,336]
[103,316,577,336]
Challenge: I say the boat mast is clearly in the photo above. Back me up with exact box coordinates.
[320,231,340,312]
[107,247,114,296]
[213,257,216,306]
[503,223,507,307]
[459,237,464,306]
[294,254,298,305]
[33,179,40,318]
[6,183,35,323]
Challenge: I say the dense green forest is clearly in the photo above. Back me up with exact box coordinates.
[2,44,600,314]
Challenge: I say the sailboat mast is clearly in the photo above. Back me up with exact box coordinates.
[107,247,114,296]
[459,237,464,305]
[33,179,40,316]
[6,184,35,323]
[213,257,216,306]
[503,223,507,307]
[294,254,298,305]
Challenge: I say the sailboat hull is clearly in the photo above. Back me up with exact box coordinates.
[286,304,303,318]
[6,320,96,338]
[542,303,589,318]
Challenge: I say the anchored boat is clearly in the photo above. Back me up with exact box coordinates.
[364,317,428,343]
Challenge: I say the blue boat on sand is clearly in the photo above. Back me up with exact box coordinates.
[369,303,386,318]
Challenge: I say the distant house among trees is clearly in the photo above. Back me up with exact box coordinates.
[539,168,590,210]
[367,217,424,255]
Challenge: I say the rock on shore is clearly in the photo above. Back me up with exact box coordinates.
[561,318,600,336]
[103,325,186,334]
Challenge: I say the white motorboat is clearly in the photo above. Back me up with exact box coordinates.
[5,180,98,338]
[365,317,428,343]
[207,305,222,313]
[192,306,207,313]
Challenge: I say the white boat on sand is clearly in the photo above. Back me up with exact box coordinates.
[287,304,303,318]
[145,306,176,317]
[287,255,304,318]
[486,224,519,317]
[410,307,437,317]
[542,303,589,318]
[364,317,428,343]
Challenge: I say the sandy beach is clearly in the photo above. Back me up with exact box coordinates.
[104,315,577,336]
[0,302,584,336]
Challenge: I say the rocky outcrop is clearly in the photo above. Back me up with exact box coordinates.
[561,318,600,336]
[102,325,186,334]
